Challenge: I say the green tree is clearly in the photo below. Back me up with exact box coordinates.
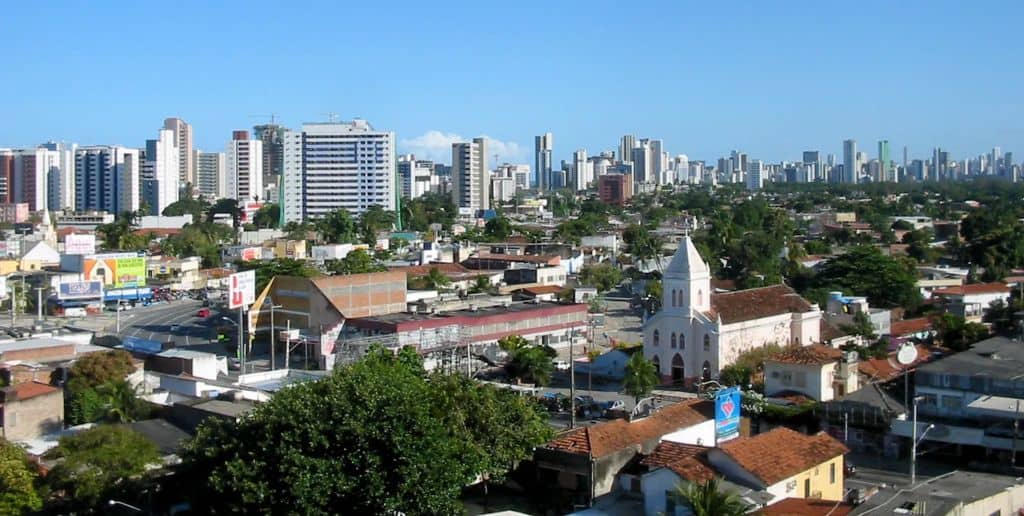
[507,346,556,386]
[0,438,42,514]
[403,193,457,232]
[358,205,396,245]
[253,203,281,229]
[676,478,748,516]
[161,195,210,220]
[180,347,551,515]
[315,208,358,244]
[44,425,160,510]
[623,352,659,403]
[498,335,529,354]
[483,216,513,241]
[813,245,921,309]
[933,313,990,351]
[68,350,135,390]
[840,311,877,341]
[323,249,386,275]
[578,263,623,293]
[409,266,451,290]
[468,275,493,294]
[207,198,243,227]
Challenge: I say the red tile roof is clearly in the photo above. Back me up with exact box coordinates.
[758,498,853,516]
[641,441,715,482]
[767,344,842,366]
[709,285,815,325]
[932,282,1010,297]
[890,317,932,337]
[546,399,714,458]
[520,285,564,296]
[819,320,850,342]
[4,381,59,401]
[718,428,848,485]
[469,253,560,265]
[392,263,478,279]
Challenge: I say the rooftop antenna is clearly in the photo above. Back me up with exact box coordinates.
[323,112,339,123]
[249,114,279,125]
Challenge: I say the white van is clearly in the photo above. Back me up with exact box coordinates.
[64,307,87,318]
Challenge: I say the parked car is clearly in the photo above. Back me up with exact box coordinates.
[197,308,211,318]
[170,324,181,333]
[553,360,570,371]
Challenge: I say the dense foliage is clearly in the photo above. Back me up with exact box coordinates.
[0,438,42,514]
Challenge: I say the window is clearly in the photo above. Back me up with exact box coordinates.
[680,334,685,349]
[671,333,677,349]
[653,330,660,347]
[804,478,811,497]
[703,335,710,352]
[830,462,836,484]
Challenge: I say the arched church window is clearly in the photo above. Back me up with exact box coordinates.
[672,290,678,307]
[698,289,703,305]
[702,361,712,381]
[671,333,677,348]
[652,355,661,375]
[703,334,710,352]
[680,333,685,349]
[653,330,660,347]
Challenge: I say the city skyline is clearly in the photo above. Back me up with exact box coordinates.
[2,1,1022,164]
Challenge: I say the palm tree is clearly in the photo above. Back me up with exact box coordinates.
[623,352,658,404]
[468,275,493,294]
[96,380,140,423]
[418,267,451,291]
[675,478,748,516]
[508,346,554,386]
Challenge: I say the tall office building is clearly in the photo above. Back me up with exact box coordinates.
[534,133,553,191]
[39,142,76,212]
[991,147,1002,176]
[451,137,488,213]
[619,135,636,164]
[163,118,194,186]
[10,143,75,212]
[649,139,665,184]
[878,140,891,182]
[745,159,764,191]
[142,129,180,215]
[253,123,285,186]
[75,146,140,214]
[398,154,435,199]
[633,140,657,184]
[802,151,821,181]
[902,146,908,171]
[572,149,592,191]
[843,139,857,184]
[225,131,264,203]
[194,150,226,200]
[0,151,13,202]
[282,119,396,223]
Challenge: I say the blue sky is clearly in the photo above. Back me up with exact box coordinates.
[2,1,1022,164]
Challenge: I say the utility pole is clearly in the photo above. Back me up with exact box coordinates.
[1014,399,1020,469]
[844,412,849,443]
[34,287,44,322]
[238,307,245,374]
[910,396,934,485]
[270,302,275,371]
[570,329,576,429]
[285,320,291,369]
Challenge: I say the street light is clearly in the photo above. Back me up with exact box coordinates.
[261,298,282,371]
[108,500,143,513]
[911,395,936,485]
[221,316,245,373]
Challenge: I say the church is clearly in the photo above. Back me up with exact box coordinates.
[643,236,822,386]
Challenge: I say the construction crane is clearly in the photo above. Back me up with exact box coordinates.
[248,114,280,125]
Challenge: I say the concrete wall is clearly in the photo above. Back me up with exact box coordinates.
[765,361,832,401]
[2,389,63,440]
[661,419,715,447]
[763,455,844,503]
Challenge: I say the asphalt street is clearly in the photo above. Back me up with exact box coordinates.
[109,300,231,355]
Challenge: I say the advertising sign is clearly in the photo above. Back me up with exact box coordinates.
[65,234,97,255]
[83,254,147,288]
[229,270,256,309]
[240,247,261,261]
[715,386,742,442]
[0,276,7,300]
[58,280,104,300]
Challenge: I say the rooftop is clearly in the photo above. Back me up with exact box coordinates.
[348,300,585,328]
[916,336,1024,381]
[757,497,852,516]
[718,428,848,486]
[640,441,715,483]
[710,285,816,325]
[932,282,1010,297]
[890,317,933,336]
[851,470,1024,515]
[2,381,60,401]
[545,399,713,458]
[519,285,564,296]
[767,344,843,366]
[0,337,75,354]
[126,419,192,456]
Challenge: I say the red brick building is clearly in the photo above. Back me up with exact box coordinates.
[598,173,633,206]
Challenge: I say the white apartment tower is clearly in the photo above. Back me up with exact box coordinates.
[75,146,140,214]
[142,129,180,215]
[451,137,489,213]
[572,149,592,191]
[163,118,194,186]
[282,119,396,223]
[745,159,764,191]
[11,143,75,213]
[226,131,264,203]
[194,150,227,200]
[398,154,434,200]
[535,133,553,191]
[843,139,857,184]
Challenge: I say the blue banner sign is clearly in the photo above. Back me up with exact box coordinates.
[715,386,741,442]
[58,281,103,300]
[122,336,164,355]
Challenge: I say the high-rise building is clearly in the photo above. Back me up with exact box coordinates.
[745,159,764,191]
[633,140,656,184]
[649,139,665,184]
[225,130,264,203]
[451,137,488,213]
[39,142,76,212]
[282,119,396,223]
[253,123,285,186]
[142,129,180,215]
[163,118,193,186]
[398,154,435,199]
[534,133,553,191]
[10,143,75,212]
[572,149,592,191]
[194,150,226,200]
[619,135,636,164]
[843,139,857,184]
[75,146,140,214]
[878,140,891,182]
[802,151,821,181]
[991,147,1002,176]
[0,151,14,203]
[598,173,633,206]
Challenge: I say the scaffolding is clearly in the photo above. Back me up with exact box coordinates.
[332,325,480,376]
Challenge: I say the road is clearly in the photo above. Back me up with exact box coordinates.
[109,300,231,355]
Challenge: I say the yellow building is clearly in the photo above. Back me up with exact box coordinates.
[267,239,307,260]
[708,427,848,503]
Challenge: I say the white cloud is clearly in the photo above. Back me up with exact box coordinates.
[400,130,525,164]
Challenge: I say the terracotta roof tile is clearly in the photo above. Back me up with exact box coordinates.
[758,498,853,516]
[3,381,59,401]
[819,320,850,342]
[709,285,815,325]
[546,399,714,458]
[932,282,1010,296]
[392,263,478,279]
[718,428,848,485]
[641,441,715,482]
[768,345,842,366]
[467,253,560,265]
[520,285,564,295]
[890,317,932,337]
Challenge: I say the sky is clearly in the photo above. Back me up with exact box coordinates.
[2,1,1023,165]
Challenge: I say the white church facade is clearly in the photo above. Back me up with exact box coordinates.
[643,236,822,386]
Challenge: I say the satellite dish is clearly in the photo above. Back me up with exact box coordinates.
[847,350,859,362]
[896,343,919,365]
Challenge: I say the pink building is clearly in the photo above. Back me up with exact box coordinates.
[0,203,29,224]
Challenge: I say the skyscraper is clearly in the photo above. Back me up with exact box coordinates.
[802,151,821,181]
[194,150,226,200]
[39,142,76,212]
[226,130,264,203]
[142,129,180,215]
[253,123,285,186]
[649,139,665,184]
[534,133,552,191]
[282,119,396,223]
[398,155,435,199]
[991,147,1002,176]
[0,151,13,203]
[619,135,636,164]
[572,149,592,191]
[745,159,764,191]
[163,118,194,186]
[878,140,891,182]
[632,140,653,184]
[75,146,140,214]
[843,139,857,184]
[451,137,488,212]
[10,144,75,212]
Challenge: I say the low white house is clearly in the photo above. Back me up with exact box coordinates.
[931,283,1011,322]
[763,345,859,402]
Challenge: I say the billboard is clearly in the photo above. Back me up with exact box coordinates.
[65,234,97,255]
[83,254,147,288]
[229,270,256,309]
[715,386,742,443]
[240,247,261,261]
[58,280,104,300]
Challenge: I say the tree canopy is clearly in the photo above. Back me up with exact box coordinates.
[324,249,387,275]
[623,352,659,403]
[578,263,622,293]
[180,347,552,515]
[0,438,42,514]
[811,245,921,309]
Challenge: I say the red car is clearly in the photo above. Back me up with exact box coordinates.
[197,308,211,318]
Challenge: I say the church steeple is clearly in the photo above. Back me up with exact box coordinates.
[662,236,711,314]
